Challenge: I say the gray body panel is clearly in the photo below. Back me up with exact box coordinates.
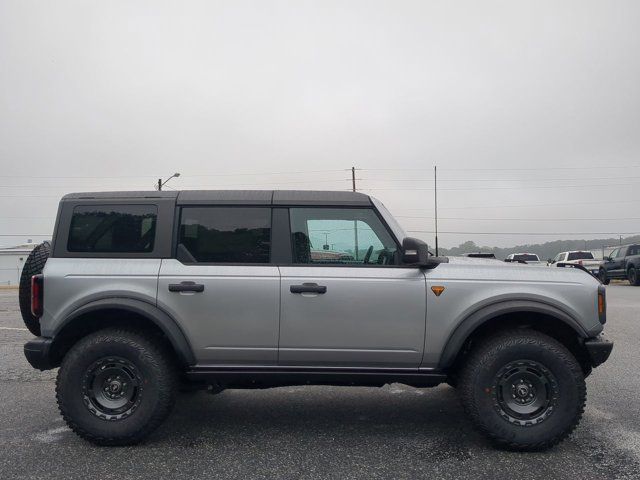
[157,260,280,365]
[422,258,603,367]
[41,258,161,337]
[279,266,426,368]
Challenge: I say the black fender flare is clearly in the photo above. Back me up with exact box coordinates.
[53,297,195,366]
[438,300,590,369]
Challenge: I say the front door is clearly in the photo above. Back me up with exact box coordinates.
[604,248,624,278]
[157,206,280,365]
[279,207,426,368]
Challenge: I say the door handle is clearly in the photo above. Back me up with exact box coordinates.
[168,281,205,293]
[290,283,327,294]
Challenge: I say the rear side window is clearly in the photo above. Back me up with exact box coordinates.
[628,245,640,256]
[513,254,539,262]
[178,207,271,263]
[567,251,594,261]
[68,205,157,253]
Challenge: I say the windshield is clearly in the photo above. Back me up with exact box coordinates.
[513,254,540,262]
[567,251,594,261]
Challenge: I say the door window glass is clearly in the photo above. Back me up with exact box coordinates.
[290,208,397,265]
[179,207,271,263]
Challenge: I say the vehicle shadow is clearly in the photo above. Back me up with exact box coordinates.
[152,384,477,455]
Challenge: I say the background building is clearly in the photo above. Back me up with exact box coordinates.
[0,243,38,286]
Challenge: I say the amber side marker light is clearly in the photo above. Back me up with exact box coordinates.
[431,286,445,297]
[598,291,605,315]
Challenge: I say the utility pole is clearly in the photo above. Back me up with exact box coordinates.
[157,178,162,191]
[434,165,439,257]
[352,166,359,260]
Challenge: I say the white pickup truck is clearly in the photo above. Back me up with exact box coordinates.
[548,251,602,277]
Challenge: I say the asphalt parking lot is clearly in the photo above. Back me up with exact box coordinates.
[0,287,638,480]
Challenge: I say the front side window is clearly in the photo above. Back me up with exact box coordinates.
[609,248,619,259]
[179,207,271,263]
[68,205,157,253]
[290,208,398,265]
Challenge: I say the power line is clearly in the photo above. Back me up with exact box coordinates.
[396,216,640,221]
[360,175,640,183]
[360,165,640,172]
[407,230,640,236]
[413,199,640,210]
[362,182,640,191]
[0,169,346,179]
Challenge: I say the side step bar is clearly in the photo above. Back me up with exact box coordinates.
[185,366,447,389]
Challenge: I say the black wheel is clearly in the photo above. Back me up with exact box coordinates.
[56,329,177,446]
[18,241,51,336]
[598,268,610,285]
[628,267,640,286]
[458,330,586,451]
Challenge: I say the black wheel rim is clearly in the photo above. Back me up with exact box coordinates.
[491,360,559,426]
[630,269,636,284]
[82,357,143,420]
[599,270,607,283]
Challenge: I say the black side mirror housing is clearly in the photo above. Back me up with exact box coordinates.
[401,237,431,267]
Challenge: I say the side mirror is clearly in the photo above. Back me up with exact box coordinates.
[401,237,430,266]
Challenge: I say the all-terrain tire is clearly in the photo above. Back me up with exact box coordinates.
[598,268,610,285]
[458,330,586,451]
[56,328,177,446]
[18,241,51,336]
[628,267,640,286]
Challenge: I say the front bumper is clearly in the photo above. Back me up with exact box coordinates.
[584,334,613,368]
[24,337,54,371]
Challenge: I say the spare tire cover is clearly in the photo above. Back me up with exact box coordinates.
[18,241,51,336]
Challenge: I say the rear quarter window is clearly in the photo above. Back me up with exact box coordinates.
[67,205,157,253]
[567,252,595,261]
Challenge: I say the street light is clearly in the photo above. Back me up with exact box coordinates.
[157,173,180,191]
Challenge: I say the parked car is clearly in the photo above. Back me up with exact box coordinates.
[598,244,640,285]
[20,190,611,451]
[549,251,602,277]
[504,253,545,265]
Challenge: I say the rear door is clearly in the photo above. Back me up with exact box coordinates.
[157,206,280,365]
[279,207,427,368]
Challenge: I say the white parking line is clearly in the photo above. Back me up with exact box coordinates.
[0,326,28,331]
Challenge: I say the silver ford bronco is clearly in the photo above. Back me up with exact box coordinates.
[21,190,612,449]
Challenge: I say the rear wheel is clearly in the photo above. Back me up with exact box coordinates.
[56,329,177,446]
[458,330,586,451]
[598,268,610,285]
[628,267,640,286]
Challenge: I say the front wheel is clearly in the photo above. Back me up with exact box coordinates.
[56,329,177,446]
[599,268,610,285]
[628,267,640,286]
[458,330,586,451]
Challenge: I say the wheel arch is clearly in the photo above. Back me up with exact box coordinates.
[50,298,195,368]
[439,300,592,374]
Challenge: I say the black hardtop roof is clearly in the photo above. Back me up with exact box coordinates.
[62,190,372,206]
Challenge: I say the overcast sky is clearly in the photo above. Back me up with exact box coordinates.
[1,1,639,248]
